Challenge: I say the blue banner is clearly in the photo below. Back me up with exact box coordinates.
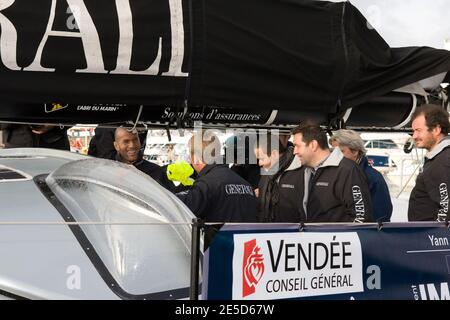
[202,223,450,300]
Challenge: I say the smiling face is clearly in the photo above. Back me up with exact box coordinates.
[114,128,141,164]
[412,115,440,151]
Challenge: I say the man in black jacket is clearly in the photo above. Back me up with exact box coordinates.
[292,124,373,223]
[408,105,450,222]
[0,124,69,150]
[114,127,174,190]
[176,130,257,222]
[254,133,305,222]
[88,127,116,160]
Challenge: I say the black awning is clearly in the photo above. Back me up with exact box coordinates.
[0,0,448,127]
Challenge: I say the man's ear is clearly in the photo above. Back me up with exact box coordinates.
[310,140,319,152]
[113,141,119,151]
[432,125,442,137]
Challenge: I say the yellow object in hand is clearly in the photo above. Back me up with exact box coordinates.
[167,160,195,186]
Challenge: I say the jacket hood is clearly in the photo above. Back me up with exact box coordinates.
[318,148,344,168]
[426,136,450,160]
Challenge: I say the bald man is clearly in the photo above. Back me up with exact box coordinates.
[114,127,174,190]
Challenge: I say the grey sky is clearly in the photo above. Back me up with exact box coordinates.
[331,0,450,49]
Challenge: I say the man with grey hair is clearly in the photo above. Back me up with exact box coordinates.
[329,129,392,222]
[176,130,257,222]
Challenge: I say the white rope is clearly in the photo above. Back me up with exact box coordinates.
[128,105,144,132]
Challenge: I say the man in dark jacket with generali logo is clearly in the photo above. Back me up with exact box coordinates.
[408,105,450,222]
[254,133,305,222]
[176,130,257,222]
[292,124,373,223]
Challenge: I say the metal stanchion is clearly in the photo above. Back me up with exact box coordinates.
[189,218,202,300]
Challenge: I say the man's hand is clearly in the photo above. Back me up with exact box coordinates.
[31,125,54,135]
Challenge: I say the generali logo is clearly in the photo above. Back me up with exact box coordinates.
[242,239,265,298]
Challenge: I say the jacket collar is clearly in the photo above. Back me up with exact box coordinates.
[285,155,302,171]
[197,164,225,177]
[359,156,369,169]
[317,148,343,169]
[426,136,450,160]
[269,146,302,172]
